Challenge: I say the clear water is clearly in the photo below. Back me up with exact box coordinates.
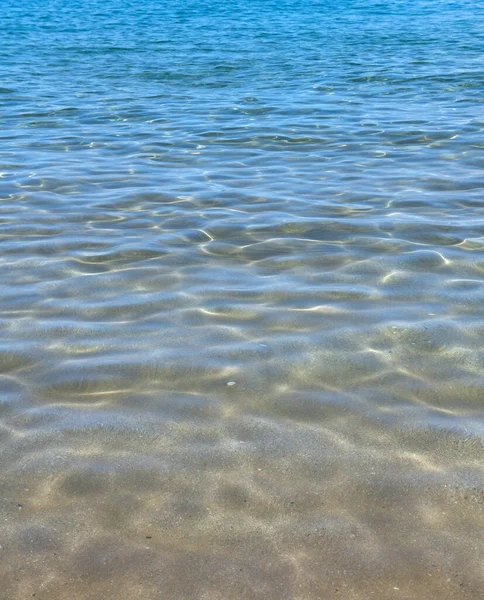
[1,0,483,598]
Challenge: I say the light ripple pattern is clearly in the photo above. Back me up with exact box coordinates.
[0,0,483,599]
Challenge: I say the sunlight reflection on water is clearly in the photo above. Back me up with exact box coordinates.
[1,0,483,598]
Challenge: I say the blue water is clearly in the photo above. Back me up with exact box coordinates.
[1,1,484,598]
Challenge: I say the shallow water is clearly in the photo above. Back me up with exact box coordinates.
[1,0,484,598]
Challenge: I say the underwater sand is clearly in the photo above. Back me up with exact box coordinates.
[1,0,483,598]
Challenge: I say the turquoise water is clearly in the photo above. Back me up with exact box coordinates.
[1,1,484,598]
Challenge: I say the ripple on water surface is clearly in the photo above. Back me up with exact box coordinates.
[1,0,484,598]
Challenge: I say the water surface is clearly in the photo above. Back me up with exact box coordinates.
[1,0,483,598]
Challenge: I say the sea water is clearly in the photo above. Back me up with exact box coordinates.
[1,0,483,598]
